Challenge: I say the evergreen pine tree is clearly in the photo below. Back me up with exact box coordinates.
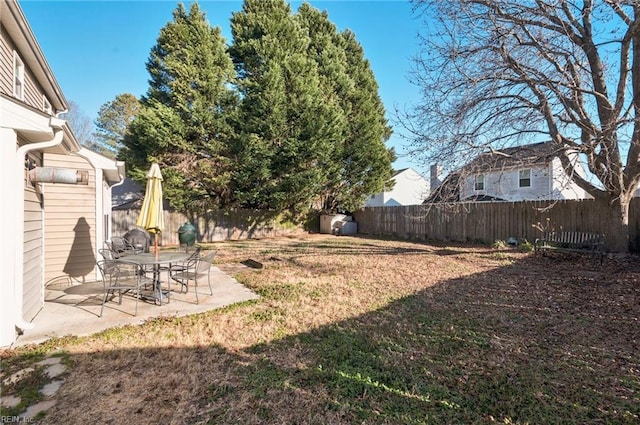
[123,3,238,212]
[338,30,395,211]
[94,93,140,159]
[229,0,342,215]
[296,4,348,212]
[297,4,394,212]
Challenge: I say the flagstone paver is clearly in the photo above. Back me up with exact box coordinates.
[2,356,68,421]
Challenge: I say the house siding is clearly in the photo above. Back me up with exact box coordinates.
[365,168,429,207]
[550,157,591,200]
[23,62,50,112]
[462,165,551,201]
[43,153,98,285]
[461,161,590,201]
[366,192,385,207]
[22,149,43,322]
[1,0,123,347]
[0,26,14,95]
[0,26,51,113]
[1,0,110,347]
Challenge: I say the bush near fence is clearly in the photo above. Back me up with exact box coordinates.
[112,209,306,245]
[353,198,640,252]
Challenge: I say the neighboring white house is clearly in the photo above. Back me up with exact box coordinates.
[365,168,430,207]
[0,0,124,347]
[428,142,592,203]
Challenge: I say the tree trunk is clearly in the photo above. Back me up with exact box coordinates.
[599,196,630,253]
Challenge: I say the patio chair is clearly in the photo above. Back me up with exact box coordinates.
[169,251,216,304]
[97,259,152,316]
[185,244,201,255]
[110,237,140,257]
[123,228,151,253]
[158,245,201,280]
[165,246,201,272]
[103,246,154,278]
[98,248,116,261]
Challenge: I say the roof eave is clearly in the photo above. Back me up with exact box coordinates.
[77,147,126,184]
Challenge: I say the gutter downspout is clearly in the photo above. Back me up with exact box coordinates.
[75,149,105,279]
[106,171,126,242]
[74,149,125,275]
[14,117,65,332]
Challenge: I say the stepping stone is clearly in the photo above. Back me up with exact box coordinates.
[21,399,57,418]
[3,367,34,386]
[44,363,67,379]
[36,357,62,367]
[42,380,64,397]
[1,394,21,408]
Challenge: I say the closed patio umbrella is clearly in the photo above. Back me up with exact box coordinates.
[136,163,164,257]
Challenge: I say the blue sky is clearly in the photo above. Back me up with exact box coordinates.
[20,0,425,173]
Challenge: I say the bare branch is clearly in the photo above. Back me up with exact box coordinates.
[404,0,638,205]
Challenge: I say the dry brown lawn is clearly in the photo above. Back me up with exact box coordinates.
[2,234,639,424]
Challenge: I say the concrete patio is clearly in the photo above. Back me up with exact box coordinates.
[12,266,259,347]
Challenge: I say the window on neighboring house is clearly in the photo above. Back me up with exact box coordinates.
[43,96,52,114]
[13,52,25,100]
[519,169,531,188]
[474,174,484,191]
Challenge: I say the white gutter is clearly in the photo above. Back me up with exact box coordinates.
[14,117,65,332]
[111,173,126,189]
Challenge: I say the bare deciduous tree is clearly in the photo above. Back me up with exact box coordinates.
[405,0,639,252]
[60,100,94,149]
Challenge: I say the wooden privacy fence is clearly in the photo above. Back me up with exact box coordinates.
[112,209,304,246]
[354,199,640,251]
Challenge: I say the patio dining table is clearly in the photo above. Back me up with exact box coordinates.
[117,252,190,305]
